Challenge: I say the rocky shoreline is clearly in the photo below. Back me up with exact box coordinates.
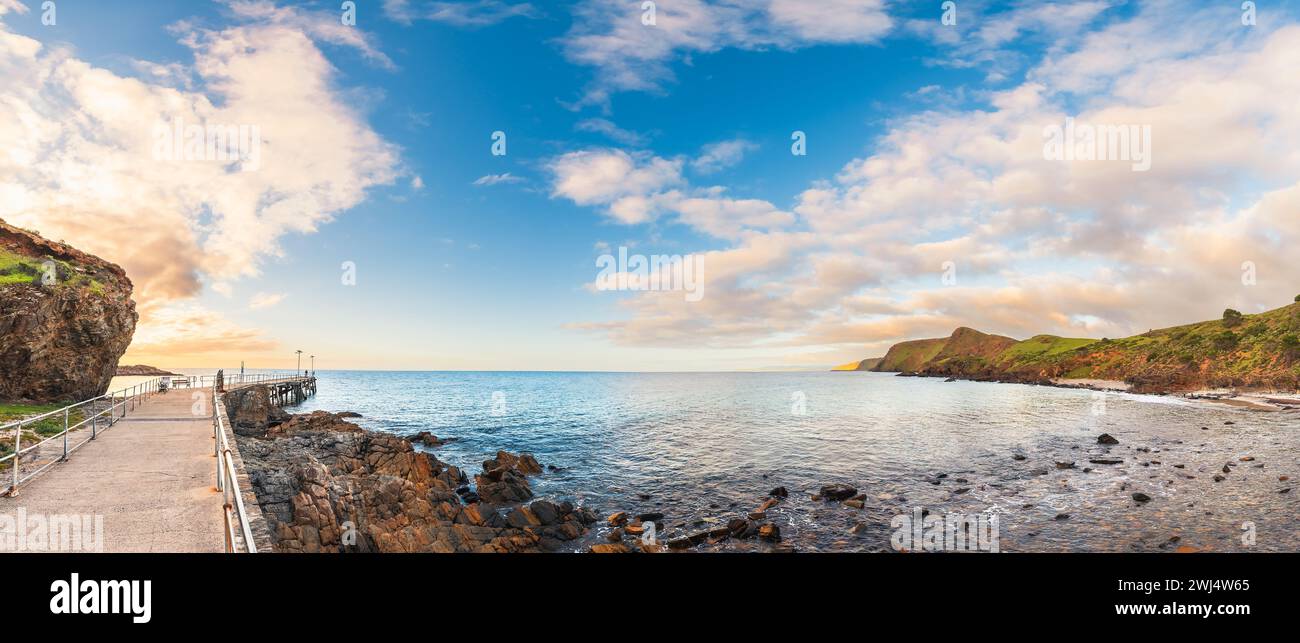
[896,370,1300,411]
[223,386,597,553]
[114,364,180,377]
[221,378,1297,554]
[222,385,826,553]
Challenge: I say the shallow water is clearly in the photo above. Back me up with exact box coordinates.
[279,370,1299,552]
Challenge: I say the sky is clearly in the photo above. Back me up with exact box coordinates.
[3,0,1300,372]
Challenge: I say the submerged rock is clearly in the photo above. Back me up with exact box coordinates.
[411,431,453,447]
[820,483,857,501]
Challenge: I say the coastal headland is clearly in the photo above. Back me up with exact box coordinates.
[836,301,1300,404]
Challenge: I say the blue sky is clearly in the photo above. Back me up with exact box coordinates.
[4,0,1300,371]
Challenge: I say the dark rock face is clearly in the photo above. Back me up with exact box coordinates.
[0,219,137,402]
[230,396,595,552]
[223,386,290,436]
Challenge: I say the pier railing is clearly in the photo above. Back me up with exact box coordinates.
[212,385,257,553]
[1,377,167,496]
[3,371,314,550]
[211,373,315,552]
[185,372,314,390]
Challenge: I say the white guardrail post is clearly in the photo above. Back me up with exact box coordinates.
[11,421,19,496]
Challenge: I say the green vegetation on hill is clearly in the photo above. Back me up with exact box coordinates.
[874,337,949,372]
[0,248,104,291]
[997,335,1098,365]
[848,300,1300,392]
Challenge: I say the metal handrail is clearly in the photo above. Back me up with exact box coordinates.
[2,376,168,496]
[191,372,314,390]
[211,373,313,553]
[3,369,314,549]
[212,384,259,553]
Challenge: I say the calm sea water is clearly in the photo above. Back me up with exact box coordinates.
[197,370,1300,552]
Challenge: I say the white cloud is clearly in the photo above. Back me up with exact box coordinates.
[691,139,758,174]
[0,0,27,17]
[562,0,892,106]
[472,172,524,186]
[224,0,396,69]
[548,149,683,224]
[249,292,287,309]
[560,4,1300,364]
[549,148,790,237]
[574,117,647,146]
[0,2,401,357]
[905,1,1115,82]
[766,0,891,44]
[384,0,537,27]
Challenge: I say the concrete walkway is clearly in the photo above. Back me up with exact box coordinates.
[0,389,224,552]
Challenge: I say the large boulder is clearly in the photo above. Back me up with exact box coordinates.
[0,219,137,402]
[222,385,291,436]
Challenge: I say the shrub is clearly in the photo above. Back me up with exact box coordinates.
[1222,309,1244,327]
[1282,334,1300,362]
[1213,331,1239,351]
[1295,294,1300,303]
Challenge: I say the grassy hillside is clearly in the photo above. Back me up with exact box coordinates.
[874,337,949,372]
[832,357,883,371]
[850,300,1300,392]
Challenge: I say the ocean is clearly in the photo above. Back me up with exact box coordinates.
[124,370,1300,552]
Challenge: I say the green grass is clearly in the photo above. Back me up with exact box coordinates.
[877,337,948,371]
[0,248,102,291]
[0,249,40,285]
[997,335,1097,365]
[0,402,81,436]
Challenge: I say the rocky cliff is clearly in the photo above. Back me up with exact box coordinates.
[0,219,137,402]
[115,365,179,376]
[846,300,1300,393]
[227,386,597,552]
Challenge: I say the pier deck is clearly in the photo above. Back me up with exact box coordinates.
[0,389,225,552]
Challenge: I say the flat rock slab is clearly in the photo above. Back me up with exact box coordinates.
[1,389,224,553]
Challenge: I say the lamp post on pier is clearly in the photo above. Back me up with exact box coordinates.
[295,350,303,377]
[310,355,315,377]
